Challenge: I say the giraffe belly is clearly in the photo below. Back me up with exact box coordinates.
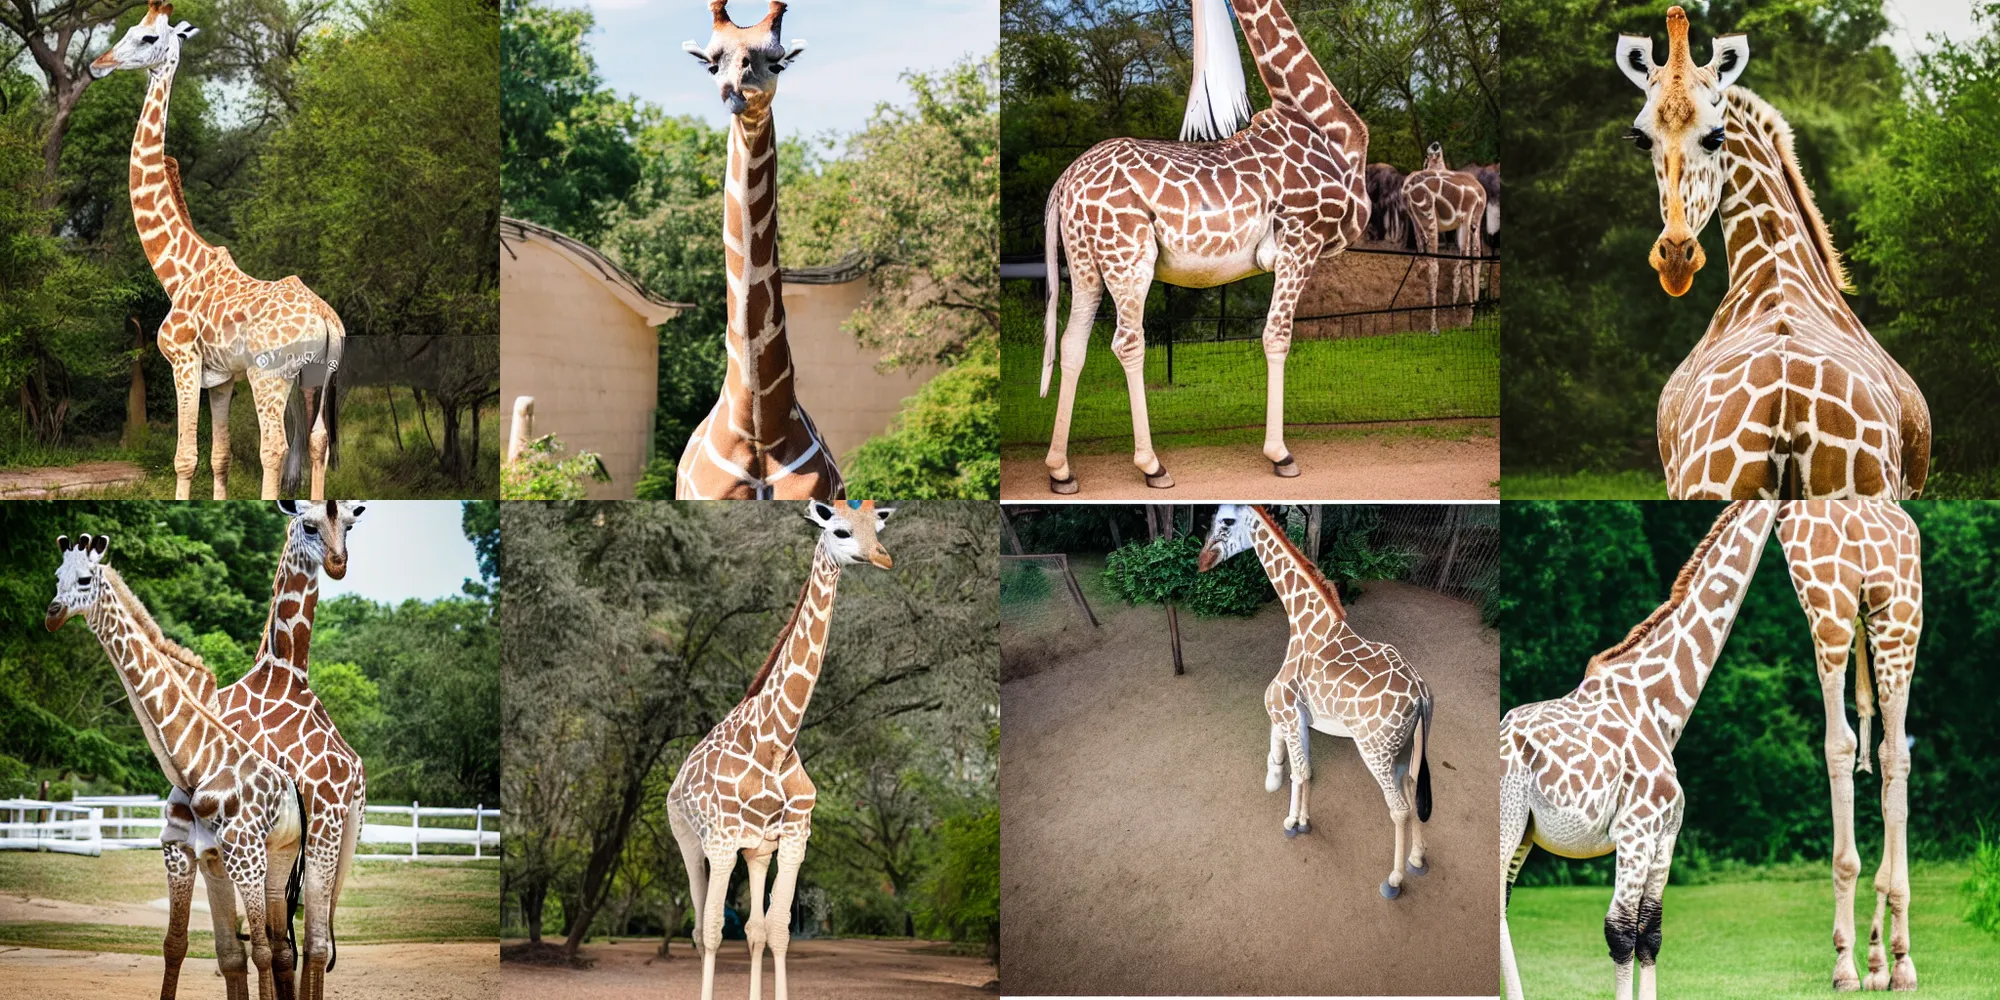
[1154,231,1272,288]
[1526,785,1615,859]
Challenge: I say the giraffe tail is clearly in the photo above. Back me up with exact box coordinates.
[1854,615,1874,774]
[1040,187,1062,398]
[284,785,306,963]
[1415,692,1433,823]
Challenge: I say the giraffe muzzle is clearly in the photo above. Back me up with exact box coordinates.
[44,603,68,631]
[1650,235,1704,297]
[868,549,893,570]
[1196,547,1219,574]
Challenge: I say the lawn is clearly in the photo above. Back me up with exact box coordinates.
[1001,321,1499,445]
[1499,469,1671,499]
[0,851,498,957]
[0,386,497,499]
[1508,861,2000,998]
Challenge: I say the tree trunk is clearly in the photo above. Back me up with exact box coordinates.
[440,395,464,482]
[123,315,148,449]
[520,880,547,944]
[559,765,654,960]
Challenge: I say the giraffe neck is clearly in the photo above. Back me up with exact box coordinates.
[747,540,843,755]
[87,567,229,787]
[1230,0,1365,153]
[1716,89,1848,309]
[247,541,322,693]
[128,50,211,297]
[720,107,796,477]
[1587,501,1775,747]
[1246,507,1349,637]
[98,566,218,711]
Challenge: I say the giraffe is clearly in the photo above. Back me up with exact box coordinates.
[1499,499,1779,1000]
[668,500,895,1000]
[675,2,841,500]
[90,3,343,503]
[1402,142,1486,334]
[1037,0,1370,493]
[1616,8,1929,498]
[150,502,370,1000]
[1196,504,1435,899]
[1777,501,1922,991]
[45,534,306,1000]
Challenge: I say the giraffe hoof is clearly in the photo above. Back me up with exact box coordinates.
[1272,454,1300,478]
[1144,467,1175,489]
[1283,825,1300,840]
[1296,820,1309,835]
[1407,860,1428,876]
[1863,972,1890,991]
[1380,879,1402,900]
[1049,473,1079,495]
[1832,976,1860,993]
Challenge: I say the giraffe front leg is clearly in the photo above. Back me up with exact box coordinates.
[766,835,809,1000]
[668,807,708,958]
[1262,249,1314,477]
[207,380,235,500]
[162,335,202,501]
[1044,268,1101,494]
[247,370,291,501]
[1635,827,1678,1000]
[199,852,250,1000]
[231,865,278,1000]
[743,847,771,1000]
[160,842,197,1000]
[697,847,736,1000]
[1605,841,1652,1000]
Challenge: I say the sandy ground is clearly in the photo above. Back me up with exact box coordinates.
[1000,580,1501,996]
[502,938,997,999]
[0,941,496,1000]
[0,460,146,498]
[1001,430,1499,501]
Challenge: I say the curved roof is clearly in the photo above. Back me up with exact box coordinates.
[501,217,693,326]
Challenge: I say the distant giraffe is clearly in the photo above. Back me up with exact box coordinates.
[669,501,895,1000]
[1402,142,1486,333]
[1197,505,1434,900]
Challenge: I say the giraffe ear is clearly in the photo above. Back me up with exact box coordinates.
[278,500,303,516]
[1709,34,1747,91]
[172,21,197,40]
[57,534,70,553]
[873,506,896,525]
[773,40,805,72]
[1616,34,1655,91]
[682,41,713,67]
[89,534,110,559]
[804,501,836,526]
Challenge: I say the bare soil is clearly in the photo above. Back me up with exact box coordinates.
[1000,580,1502,996]
[1002,427,1499,501]
[0,941,496,999]
[0,460,146,498]
[500,938,997,999]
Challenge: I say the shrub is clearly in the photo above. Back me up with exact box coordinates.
[1967,824,2000,936]
[1103,535,1272,617]
[842,339,999,499]
[916,806,998,953]
[502,433,610,499]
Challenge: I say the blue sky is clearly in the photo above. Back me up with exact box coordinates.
[563,0,998,140]
[319,502,482,606]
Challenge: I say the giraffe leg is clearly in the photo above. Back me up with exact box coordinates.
[1606,838,1652,1000]
[743,848,772,1000]
[232,863,278,1000]
[1105,254,1170,488]
[161,842,197,1000]
[247,370,292,500]
[1265,722,1285,793]
[1268,685,1309,835]
[207,380,235,500]
[1403,758,1429,874]
[1635,827,1678,1000]
[1870,685,1916,991]
[1499,777,1533,1000]
[698,847,736,1000]
[265,841,300,1000]
[1261,248,1314,476]
[1043,264,1101,494]
[305,385,328,502]
[766,836,809,1000]
[163,340,202,501]
[669,807,707,957]
[1373,763,1410,899]
[297,845,337,1000]
[1424,222,1441,334]
[200,852,250,1000]
[1811,615,1865,990]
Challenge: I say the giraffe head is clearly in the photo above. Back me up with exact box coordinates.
[683,2,805,118]
[1196,504,1257,574]
[89,2,198,79]
[45,534,112,631]
[276,500,367,580]
[1423,142,1446,171]
[1616,7,1748,296]
[803,500,895,570]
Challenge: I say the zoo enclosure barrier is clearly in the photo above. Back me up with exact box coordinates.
[0,796,499,859]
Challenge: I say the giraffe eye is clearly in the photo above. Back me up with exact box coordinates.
[1623,127,1652,152]
[1700,126,1726,153]
[833,529,851,539]
[303,523,319,535]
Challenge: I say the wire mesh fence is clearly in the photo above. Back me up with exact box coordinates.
[1001,247,1499,446]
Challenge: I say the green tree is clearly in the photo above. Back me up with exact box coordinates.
[842,340,1000,500]
[500,0,640,243]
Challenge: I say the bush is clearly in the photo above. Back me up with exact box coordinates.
[917,806,998,953]
[1103,535,1272,617]
[1967,825,2000,936]
[842,339,999,499]
[502,433,610,499]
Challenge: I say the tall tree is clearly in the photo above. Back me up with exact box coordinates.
[0,0,138,213]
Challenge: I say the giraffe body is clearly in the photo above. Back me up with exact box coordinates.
[1402,144,1486,333]
[668,501,894,1000]
[47,536,305,1000]
[676,2,840,500]
[1499,500,1780,1000]
[1618,9,1928,498]
[92,4,342,502]
[1777,501,1922,991]
[1198,505,1434,899]
[1038,0,1369,493]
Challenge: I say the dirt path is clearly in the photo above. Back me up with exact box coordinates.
[1000,581,1501,996]
[0,941,495,1000]
[1001,430,1498,500]
[0,894,168,928]
[502,938,996,999]
[0,461,146,498]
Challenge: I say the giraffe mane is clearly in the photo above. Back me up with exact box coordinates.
[1727,88,1853,292]
[162,156,193,228]
[1248,505,1346,621]
[742,565,814,699]
[100,564,212,680]
[1587,500,1749,671]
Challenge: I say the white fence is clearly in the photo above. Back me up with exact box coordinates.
[0,797,498,859]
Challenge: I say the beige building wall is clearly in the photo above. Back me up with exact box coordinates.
[500,238,659,500]
[784,278,934,463]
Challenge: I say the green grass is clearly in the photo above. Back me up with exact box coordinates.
[1500,469,1672,499]
[1001,417,1496,459]
[0,851,498,955]
[1001,319,1498,444]
[0,386,497,499]
[1508,861,2000,998]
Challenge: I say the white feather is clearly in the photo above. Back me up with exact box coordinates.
[1180,0,1251,142]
